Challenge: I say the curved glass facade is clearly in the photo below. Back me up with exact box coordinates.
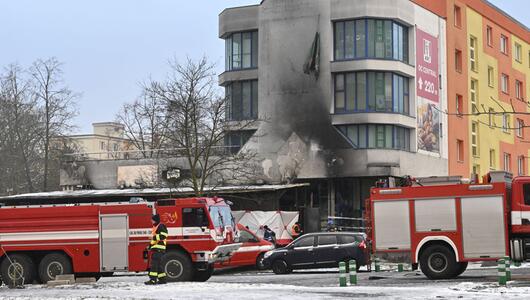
[334,71,410,115]
[334,19,409,62]
[337,124,410,151]
[225,31,258,71]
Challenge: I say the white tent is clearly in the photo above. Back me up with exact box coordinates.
[233,210,299,245]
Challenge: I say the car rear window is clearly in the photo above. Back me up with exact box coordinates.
[339,235,363,244]
[317,235,337,246]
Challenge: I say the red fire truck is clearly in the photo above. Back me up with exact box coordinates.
[0,197,240,286]
[366,171,530,279]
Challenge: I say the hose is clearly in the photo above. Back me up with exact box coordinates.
[0,244,25,288]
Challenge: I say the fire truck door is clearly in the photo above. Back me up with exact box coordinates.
[100,214,129,272]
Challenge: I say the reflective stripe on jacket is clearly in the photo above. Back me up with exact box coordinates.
[150,223,168,251]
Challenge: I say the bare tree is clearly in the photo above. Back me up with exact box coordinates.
[116,92,170,158]
[144,57,258,196]
[0,64,43,193]
[31,57,78,191]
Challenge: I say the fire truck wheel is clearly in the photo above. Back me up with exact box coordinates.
[271,259,290,274]
[161,251,193,282]
[454,262,468,277]
[0,253,36,286]
[419,245,458,279]
[192,264,214,282]
[38,253,73,283]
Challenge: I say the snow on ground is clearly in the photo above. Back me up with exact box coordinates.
[2,277,530,300]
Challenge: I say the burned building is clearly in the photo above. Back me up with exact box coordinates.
[220,0,449,227]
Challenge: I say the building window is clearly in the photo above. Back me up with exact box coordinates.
[457,139,464,162]
[489,108,495,127]
[334,19,408,62]
[473,164,481,176]
[502,114,510,133]
[487,66,494,87]
[337,124,410,151]
[225,31,258,71]
[470,79,478,113]
[518,156,525,175]
[454,5,462,28]
[225,80,258,121]
[455,49,462,72]
[100,141,105,150]
[504,153,511,172]
[456,94,463,116]
[471,121,479,157]
[490,149,496,169]
[470,36,478,72]
[515,43,522,63]
[486,26,493,47]
[334,72,409,115]
[501,74,509,94]
[224,130,254,154]
[113,143,119,151]
[500,35,508,54]
[516,80,523,100]
[517,118,524,138]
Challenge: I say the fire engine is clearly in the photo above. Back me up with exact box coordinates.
[0,197,240,286]
[366,171,530,279]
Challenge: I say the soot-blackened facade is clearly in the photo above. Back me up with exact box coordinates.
[220,0,448,228]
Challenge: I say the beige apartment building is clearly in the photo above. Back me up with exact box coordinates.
[67,122,132,160]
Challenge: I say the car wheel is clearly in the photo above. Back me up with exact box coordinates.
[38,252,73,283]
[192,264,214,282]
[0,253,36,286]
[161,251,193,282]
[419,245,458,279]
[256,253,267,270]
[271,260,290,275]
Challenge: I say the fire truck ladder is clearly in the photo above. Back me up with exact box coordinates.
[0,244,25,289]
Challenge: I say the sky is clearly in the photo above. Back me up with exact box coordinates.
[0,0,528,134]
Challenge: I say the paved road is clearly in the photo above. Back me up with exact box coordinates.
[211,265,530,287]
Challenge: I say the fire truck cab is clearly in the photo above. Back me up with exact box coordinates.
[0,196,240,286]
[367,171,530,279]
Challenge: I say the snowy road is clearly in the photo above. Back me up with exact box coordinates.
[2,265,530,299]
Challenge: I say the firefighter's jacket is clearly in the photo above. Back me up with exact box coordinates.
[150,223,168,251]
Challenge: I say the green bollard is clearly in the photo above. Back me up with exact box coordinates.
[349,260,357,285]
[339,261,347,287]
[398,263,404,272]
[504,256,511,281]
[374,258,380,272]
[498,258,506,286]
[515,261,521,267]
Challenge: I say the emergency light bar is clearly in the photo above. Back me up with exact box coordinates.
[468,184,494,191]
[379,189,402,195]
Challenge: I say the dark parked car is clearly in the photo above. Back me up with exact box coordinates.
[262,232,369,274]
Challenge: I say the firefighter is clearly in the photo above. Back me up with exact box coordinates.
[145,214,168,285]
[291,221,303,239]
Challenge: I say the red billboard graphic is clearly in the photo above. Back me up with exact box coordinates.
[416,28,439,103]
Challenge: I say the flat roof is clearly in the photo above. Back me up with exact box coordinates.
[0,183,309,201]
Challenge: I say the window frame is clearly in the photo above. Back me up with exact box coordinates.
[504,152,511,172]
[515,43,522,63]
[487,66,494,87]
[470,79,478,113]
[337,124,410,151]
[471,121,479,157]
[516,118,524,138]
[334,71,409,115]
[469,35,478,72]
[486,26,493,47]
[454,5,462,28]
[519,156,525,176]
[455,49,462,73]
[456,94,463,116]
[457,139,464,162]
[225,31,258,71]
[333,18,408,63]
[489,149,496,169]
[515,80,523,100]
[225,80,258,121]
[500,35,508,55]
[501,74,509,94]
[502,114,510,133]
